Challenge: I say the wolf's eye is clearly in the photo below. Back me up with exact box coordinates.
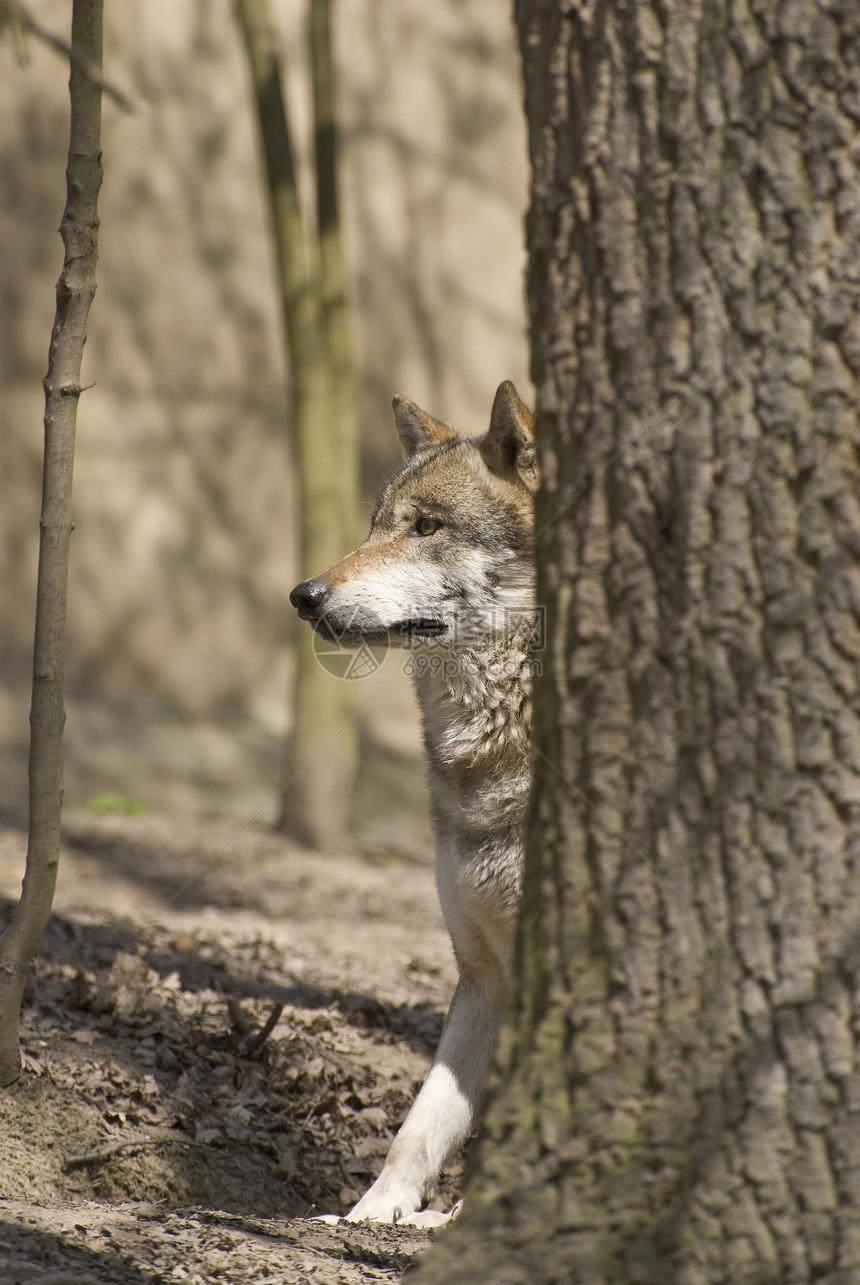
[413,516,441,537]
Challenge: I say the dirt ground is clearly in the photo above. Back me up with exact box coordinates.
[0,808,463,1283]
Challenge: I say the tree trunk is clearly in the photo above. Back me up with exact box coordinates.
[0,0,103,1087]
[413,1,860,1281]
[310,0,359,539]
[234,0,358,850]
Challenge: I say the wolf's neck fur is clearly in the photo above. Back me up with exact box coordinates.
[411,632,533,873]
[414,642,532,763]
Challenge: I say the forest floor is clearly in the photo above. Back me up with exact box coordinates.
[0,808,462,1284]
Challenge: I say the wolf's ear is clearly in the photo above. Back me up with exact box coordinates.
[479,381,538,492]
[393,395,456,459]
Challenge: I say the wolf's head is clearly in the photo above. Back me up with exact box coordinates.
[290,381,537,652]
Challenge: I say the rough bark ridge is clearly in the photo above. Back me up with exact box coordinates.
[0,0,103,1085]
[412,1,860,1282]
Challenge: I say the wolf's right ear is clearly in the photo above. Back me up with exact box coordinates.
[393,395,456,459]
[480,381,538,492]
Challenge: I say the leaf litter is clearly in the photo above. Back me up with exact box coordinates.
[0,813,463,1283]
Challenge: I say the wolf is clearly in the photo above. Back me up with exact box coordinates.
[290,381,538,1224]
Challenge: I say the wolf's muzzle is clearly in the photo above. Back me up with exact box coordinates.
[290,578,329,621]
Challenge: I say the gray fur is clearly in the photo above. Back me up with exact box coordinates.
[290,381,536,1223]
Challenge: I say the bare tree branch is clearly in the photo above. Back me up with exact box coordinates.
[0,0,134,112]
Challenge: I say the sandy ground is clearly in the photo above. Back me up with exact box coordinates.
[0,808,462,1283]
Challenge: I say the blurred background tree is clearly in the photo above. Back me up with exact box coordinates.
[235,0,359,851]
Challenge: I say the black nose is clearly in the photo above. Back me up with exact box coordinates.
[290,578,329,617]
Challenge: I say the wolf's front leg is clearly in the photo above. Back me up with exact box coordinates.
[346,969,502,1224]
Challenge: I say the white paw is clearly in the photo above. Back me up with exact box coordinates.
[345,1180,424,1225]
[392,1207,456,1229]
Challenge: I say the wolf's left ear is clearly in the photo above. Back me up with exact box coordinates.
[479,381,539,492]
[393,395,456,458]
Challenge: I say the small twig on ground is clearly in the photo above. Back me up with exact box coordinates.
[228,998,284,1055]
[64,1136,214,1171]
[245,1002,283,1054]
[227,995,253,1036]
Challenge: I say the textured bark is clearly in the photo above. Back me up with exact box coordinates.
[412,1,860,1281]
[235,0,358,849]
[0,0,103,1086]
